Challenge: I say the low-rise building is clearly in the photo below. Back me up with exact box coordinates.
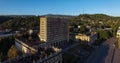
[116,27,120,38]
[5,37,62,63]
[4,40,62,63]
[116,30,120,38]
[116,26,120,49]
[15,38,38,54]
[76,32,97,45]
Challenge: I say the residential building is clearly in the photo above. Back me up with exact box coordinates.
[76,32,97,45]
[38,15,73,47]
[116,26,120,49]
[10,36,62,63]
[116,27,120,38]
[5,38,62,63]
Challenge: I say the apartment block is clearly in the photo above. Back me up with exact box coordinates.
[39,15,73,46]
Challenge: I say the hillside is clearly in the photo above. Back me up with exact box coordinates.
[0,16,13,24]
[69,14,120,37]
[70,14,120,27]
[0,16,39,30]
[0,14,120,31]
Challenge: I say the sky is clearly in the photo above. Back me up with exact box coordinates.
[0,0,120,16]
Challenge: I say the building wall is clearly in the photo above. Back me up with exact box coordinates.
[116,27,120,49]
[39,17,47,42]
[39,16,69,44]
[76,34,90,42]
[15,39,37,54]
[116,30,120,38]
[76,33,97,45]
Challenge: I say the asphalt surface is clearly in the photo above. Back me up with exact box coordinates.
[84,37,119,63]
[0,33,16,37]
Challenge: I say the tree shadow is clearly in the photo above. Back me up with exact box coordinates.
[84,44,110,63]
[99,44,110,63]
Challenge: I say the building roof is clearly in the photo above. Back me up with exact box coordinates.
[40,14,76,19]
[15,31,43,47]
[16,36,42,47]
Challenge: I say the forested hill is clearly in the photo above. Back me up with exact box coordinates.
[0,16,13,24]
[70,14,120,26]
[0,14,120,30]
[0,16,39,30]
[69,14,120,37]
[78,14,111,21]
[73,14,120,22]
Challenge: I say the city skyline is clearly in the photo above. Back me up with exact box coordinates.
[0,0,120,16]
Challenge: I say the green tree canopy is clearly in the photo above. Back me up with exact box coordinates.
[98,30,111,40]
[79,25,87,33]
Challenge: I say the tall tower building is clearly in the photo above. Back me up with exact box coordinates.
[38,15,73,45]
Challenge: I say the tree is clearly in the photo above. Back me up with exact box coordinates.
[99,30,110,40]
[8,45,18,59]
[79,25,87,33]
[0,16,39,30]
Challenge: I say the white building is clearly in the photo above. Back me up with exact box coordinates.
[76,32,97,45]
[116,27,120,38]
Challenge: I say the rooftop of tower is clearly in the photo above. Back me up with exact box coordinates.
[40,14,76,18]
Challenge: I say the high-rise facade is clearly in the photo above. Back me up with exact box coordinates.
[39,15,72,45]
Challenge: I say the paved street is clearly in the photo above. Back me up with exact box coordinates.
[0,33,16,38]
[84,37,119,63]
[112,48,120,63]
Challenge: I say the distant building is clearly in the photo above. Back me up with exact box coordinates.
[116,30,120,38]
[116,26,120,49]
[116,27,120,38]
[76,32,97,45]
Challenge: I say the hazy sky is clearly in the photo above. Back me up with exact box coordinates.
[0,0,120,16]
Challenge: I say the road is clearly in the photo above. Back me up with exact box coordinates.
[84,37,118,63]
[112,48,120,63]
[0,33,16,38]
